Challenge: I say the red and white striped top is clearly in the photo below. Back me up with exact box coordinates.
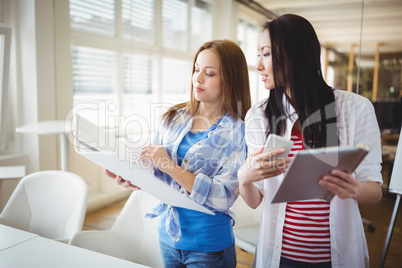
[281,127,331,263]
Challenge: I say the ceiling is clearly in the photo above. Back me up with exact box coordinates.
[253,0,402,60]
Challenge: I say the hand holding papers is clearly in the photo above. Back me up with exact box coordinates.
[271,145,369,203]
[73,114,214,215]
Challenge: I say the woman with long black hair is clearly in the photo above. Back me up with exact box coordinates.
[238,14,382,268]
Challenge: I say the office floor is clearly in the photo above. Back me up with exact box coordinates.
[83,198,254,267]
[359,192,402,268]
[84,189,401,268]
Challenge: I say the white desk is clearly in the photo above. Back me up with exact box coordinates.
[0,225,148,268]
[0,224,37,251]
[0,166,25,211]
[16,120,71,171]
[0,166,26,179]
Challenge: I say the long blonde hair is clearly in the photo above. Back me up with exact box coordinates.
[162,40,251,126]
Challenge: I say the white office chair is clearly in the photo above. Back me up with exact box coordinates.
[69,190,163,268]
[232,196,262,254]
[0,170,88,242]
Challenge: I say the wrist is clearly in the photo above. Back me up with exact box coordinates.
[239,175,253,188]
[238,168,251,185]
[160,160,179,175]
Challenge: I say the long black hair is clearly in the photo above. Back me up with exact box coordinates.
[263,14,338,148]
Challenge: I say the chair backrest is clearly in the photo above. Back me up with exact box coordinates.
[112,190,162,267]
[0,170,88,240]
[231,195,262,227]
[231,195,262,254]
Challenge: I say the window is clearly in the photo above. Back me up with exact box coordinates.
[191,0,213,51]
[245,24,258,66]
[162,58,190,95]
[123,54,154,94]
[237,19,265,103]
[122,0,156,44]
[70,0,115,36]
[72,46,115,95]
[237,19,258,67]
[70,0,213,123]
[237,20,245,51]
[0,27,11,152]
[162,0,189,50]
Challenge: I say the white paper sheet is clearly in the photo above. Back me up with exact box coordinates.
[73,114,214,215]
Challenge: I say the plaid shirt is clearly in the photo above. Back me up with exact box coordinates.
[146,112,247,242]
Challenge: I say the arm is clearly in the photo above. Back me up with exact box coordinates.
[238,147,290,209]
[105,121,166,191]
[142,117,199,193]
[239,106,291,209]
[142,126,248,212]
[141,143,196,193]
[190,149,246,211]
[141,147,246,212]
[319,170,382,205]
[319,95,383,205]
[356,180,382,204]
[238,172,263,209]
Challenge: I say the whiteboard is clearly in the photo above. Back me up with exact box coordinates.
[389,130,402,195]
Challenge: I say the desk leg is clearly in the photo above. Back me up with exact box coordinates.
[60,133,69,171]
[0,181,3,213]
[379,194,401,268]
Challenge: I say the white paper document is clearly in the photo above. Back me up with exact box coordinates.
[73,114,214,215]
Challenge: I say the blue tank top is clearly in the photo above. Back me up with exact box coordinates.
[158,118,234,251]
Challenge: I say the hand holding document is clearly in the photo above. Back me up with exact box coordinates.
[105,169,140,191]
[73,114,214,215]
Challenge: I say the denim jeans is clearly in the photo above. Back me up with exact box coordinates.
[159,241,236,268]
[280,257,332,268]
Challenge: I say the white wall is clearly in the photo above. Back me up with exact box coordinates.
[213,0,238,39]
[0,0,41,211]
[5,0,40,173]
[35,0,59,171]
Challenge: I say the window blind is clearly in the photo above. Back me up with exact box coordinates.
[70,0,214,114]
[162,0,189,50]
[191,0,212,52]
[123,54,153,94]
[70,0,115,36]
[72,46,115,94]
[122,0,155,44]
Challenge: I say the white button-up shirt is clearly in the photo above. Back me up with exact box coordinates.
[245,89,382,268]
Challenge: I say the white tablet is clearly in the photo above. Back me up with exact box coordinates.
[271,145,369,203]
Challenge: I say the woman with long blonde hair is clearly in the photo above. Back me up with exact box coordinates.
[108,39,251,267]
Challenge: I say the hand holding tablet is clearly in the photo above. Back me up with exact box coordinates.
[271,145,370,203]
